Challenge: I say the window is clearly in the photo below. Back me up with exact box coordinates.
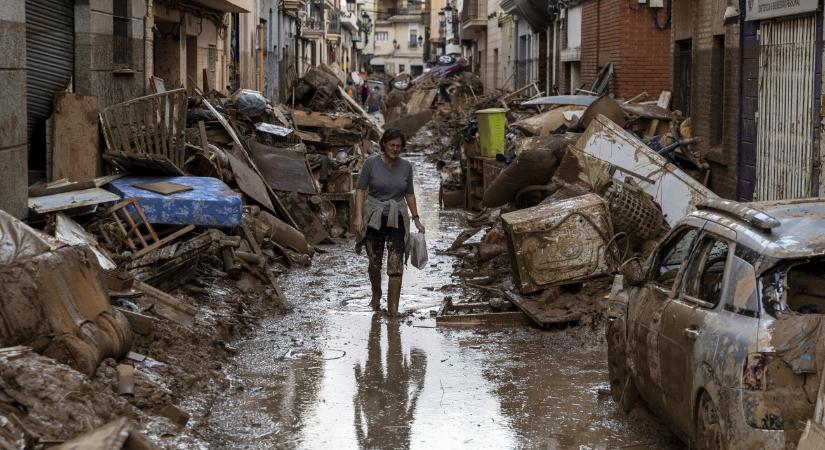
[710,35,725,145]
[652,227,699,289]
[674,39,692,117]
[113,0,130,67]
[682,236,730,308]
[208,45,217,90]
[399,64,405,72]
[409,28,418,48]
[376,31,389,42]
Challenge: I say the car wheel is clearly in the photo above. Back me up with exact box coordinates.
[695,391,724,450]
[607,317,638,412]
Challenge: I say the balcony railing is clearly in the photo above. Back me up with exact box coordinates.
[303,17,324,32]
[327,11,342,34]
[376,4,425,20]
[460,0,487,29]
[408,39,419,48]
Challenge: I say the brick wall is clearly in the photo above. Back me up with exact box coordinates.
[579,0,670,99]
[672,0,740,199]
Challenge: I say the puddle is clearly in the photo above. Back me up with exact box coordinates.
[202,157,684,449]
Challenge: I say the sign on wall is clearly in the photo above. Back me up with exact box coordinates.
[745,0,819,21]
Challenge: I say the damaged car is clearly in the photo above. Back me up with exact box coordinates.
[607,198,825,449]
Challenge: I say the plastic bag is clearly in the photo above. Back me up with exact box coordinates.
[232,89,269,116]
[410,232,428,269]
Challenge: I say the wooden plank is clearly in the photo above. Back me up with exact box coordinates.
[645,91,671,137]
[132,181,193,196]
[27,188,120,214]
[131,101,148,154]
[132,225,195,259]
[290,109,354,129]
[52,93,101,182]
[133,280,196,327]
[198,121,209,151]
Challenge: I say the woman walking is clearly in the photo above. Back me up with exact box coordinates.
[353,128,425,315]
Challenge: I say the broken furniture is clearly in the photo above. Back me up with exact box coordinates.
[0,210,132,376]
[100,88,188,172]
[92,199,195,259]
[465,156,505,211]
[106,176,243,228]
[502,193,616,294]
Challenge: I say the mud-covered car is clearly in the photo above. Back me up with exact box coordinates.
[608,198,825,449]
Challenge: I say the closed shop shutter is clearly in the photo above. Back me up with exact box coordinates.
[756,16,817,200]
[26,0,74,144]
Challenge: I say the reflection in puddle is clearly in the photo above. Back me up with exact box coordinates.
[354,316,426,449]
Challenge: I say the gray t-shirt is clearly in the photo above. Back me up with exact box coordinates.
[357,155,414,209]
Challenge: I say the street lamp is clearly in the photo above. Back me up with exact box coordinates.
[417,35,423,47]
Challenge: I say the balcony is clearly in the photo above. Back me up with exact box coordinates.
[191,0,253,13]
[327,11,342,36]
[376,3,427,22]
[341,2,358,31]
[282,0,307,13]
[302,16,325,37]
[460,0,487,32]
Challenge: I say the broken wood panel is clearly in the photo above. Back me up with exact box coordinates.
[503,290,585,329]
[103,153,184,176]
[100,89,187,167]
[134,280,196,327]
[281,192,329,245]
[249,141,318,195]
[52,93,101,182]
[436,299,529,326]
[131,181,194,196]
[27,188,120,214]
[226,151,277,212]
[290,109,354,129]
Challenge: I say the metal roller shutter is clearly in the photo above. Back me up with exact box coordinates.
[755,16,817,200]
[26,0,74,144]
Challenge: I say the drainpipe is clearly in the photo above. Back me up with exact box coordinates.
[145,0,154,93]
[512,14,519,90]
[552,16,558,94]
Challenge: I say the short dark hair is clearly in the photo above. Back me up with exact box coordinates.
[380,128,406,151]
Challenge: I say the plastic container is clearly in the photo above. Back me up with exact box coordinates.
[476,108,506,157]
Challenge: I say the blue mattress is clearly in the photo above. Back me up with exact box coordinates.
[106,176,243,228]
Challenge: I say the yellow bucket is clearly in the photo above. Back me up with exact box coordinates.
[476,108,506,157]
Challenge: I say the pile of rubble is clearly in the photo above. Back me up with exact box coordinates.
[0,66,381,447]
[429,88,715,329]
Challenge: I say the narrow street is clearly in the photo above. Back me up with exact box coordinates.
[195,157,683,449]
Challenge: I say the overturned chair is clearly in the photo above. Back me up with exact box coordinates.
[0,210,132,376]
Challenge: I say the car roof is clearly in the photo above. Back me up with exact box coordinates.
[687,198,825,260]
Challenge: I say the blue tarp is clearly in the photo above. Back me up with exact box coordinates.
[107,176,243,228]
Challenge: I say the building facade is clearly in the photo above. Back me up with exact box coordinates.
[737,0,823,201]
[671,0,740,199]
[371,0,427,75]
[3,0,321,220]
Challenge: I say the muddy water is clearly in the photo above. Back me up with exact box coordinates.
[204,157,684,449]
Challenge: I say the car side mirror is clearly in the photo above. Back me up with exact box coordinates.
[620,258,646,286]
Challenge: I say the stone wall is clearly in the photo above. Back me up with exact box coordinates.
[74,0,147,108]
[0,1,27,218]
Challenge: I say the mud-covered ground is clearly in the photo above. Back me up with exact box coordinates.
[189,156,686,449]
[1,157,684,449]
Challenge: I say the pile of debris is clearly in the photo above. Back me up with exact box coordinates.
[436,88,715,330]
[0,66,382,446]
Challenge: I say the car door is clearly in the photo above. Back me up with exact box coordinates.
[628,223,702,417]
[659,224,736,435]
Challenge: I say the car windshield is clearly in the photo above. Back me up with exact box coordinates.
[761,257,825,317]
